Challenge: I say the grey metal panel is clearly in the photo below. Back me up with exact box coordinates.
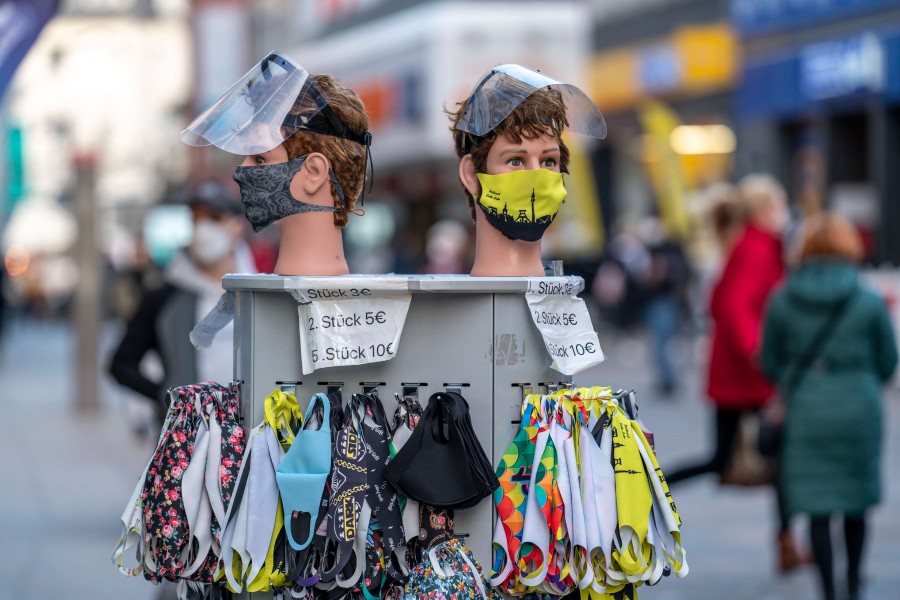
[223,273,584,295]
[231,275,581,597]
[490,294,560,462]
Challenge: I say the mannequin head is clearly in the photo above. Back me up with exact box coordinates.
[446,77,580,276]
[181,55,372,276]
[237,74,370,228]
[449,88,571,221]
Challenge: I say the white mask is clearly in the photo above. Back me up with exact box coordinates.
[190,219,234,265]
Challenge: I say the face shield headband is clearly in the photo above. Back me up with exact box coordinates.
[282,103,375,205]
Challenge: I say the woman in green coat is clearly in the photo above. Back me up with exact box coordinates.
[761,213,898,600]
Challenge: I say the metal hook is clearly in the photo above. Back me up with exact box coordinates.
[443,382,469,395]
[401,382,427,397]
[276,380,300,395]
[360,381,386,395]
[319,381,344,396]
[232,379,246,424]
[539,381,560,394]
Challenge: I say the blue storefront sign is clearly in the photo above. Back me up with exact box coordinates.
[732,0,900,37]
[738,28,900,118]
[637,45,682,94]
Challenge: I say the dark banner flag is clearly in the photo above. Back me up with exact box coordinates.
[0,0,61,100]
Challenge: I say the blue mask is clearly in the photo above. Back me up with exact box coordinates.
[275,393,332,550]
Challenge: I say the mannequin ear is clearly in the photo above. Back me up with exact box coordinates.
[459,155,481,199]
[291,152,332,206]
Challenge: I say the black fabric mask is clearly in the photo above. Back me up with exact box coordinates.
[232,155,347,232]
[383,391,498,510]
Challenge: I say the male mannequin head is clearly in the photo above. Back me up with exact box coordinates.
[182,55,371,275]
[446,65,604,276]
[450,89,571,221]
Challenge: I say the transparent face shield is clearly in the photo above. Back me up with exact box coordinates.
[180,53,329,156]
[454,63,607,141]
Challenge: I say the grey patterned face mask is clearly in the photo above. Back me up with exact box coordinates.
[232,155,347,232]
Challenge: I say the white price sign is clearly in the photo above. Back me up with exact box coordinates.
[291,278,411,374]
[525,278,605,375]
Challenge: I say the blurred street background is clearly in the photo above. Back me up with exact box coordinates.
[2,0,900,598]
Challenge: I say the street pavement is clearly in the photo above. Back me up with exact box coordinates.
[0,316,898,599]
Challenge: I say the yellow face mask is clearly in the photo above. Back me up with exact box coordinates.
[476,169,567,241]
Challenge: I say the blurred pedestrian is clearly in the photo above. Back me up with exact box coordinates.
[0,262,7,345]
[761,214,898,600]
[591,228,649,330]
[420,219,472,274]
[634,215,691,396]
[108,180,256,426]
[665,174,806,571]
[705,182,746,254]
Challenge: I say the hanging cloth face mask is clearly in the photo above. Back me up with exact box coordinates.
[384,391,498,510]
[232,155,348,233]
[276,393,333,551]
[475,169,567,242]
[354,393,408,585]
[320,401,369,584]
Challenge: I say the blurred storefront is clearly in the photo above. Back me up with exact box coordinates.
[733,0,900,264]
[587,0,738,246]
[2,0,192,312]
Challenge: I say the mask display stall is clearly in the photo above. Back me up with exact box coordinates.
[113,382,686,600]
[114,384,496,600]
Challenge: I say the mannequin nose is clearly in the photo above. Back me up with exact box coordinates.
[239,156,256,167]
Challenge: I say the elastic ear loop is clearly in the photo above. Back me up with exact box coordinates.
[360,132,373,206]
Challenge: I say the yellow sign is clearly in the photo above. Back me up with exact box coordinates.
[591,23,737,113]
[639,101,689,239]
[589,49,640,114]
[673,24,738,91]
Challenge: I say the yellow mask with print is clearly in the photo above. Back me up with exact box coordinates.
[476,169,566,241]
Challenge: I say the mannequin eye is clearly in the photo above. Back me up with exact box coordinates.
[540,158,558,168]
[506,157,525,167]
[254,155,267,165]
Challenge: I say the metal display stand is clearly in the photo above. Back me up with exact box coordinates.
[224,274,584,599]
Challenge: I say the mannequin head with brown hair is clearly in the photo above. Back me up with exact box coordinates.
[445,65,601,277]
[182,54,372,276]
[279,74,370,228]
[233,73,370,275]
[448,89,571,222]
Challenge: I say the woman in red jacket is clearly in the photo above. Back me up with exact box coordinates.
[665,174,806,571]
